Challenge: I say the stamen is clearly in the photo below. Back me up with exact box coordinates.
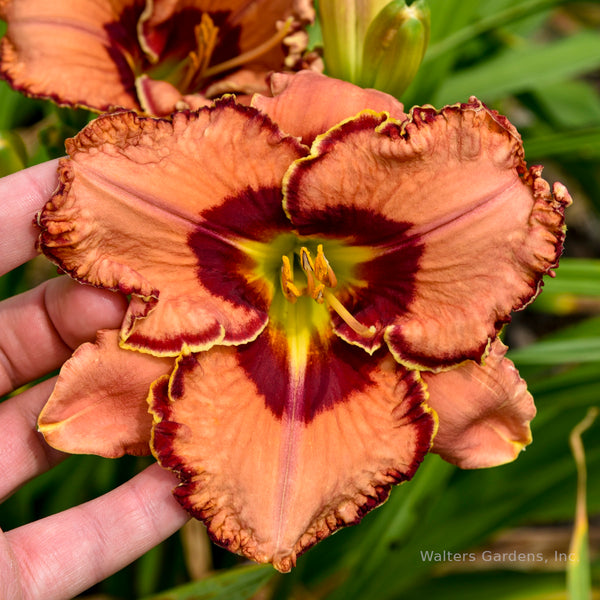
[300,247,316,297]
[176,14,294,95]
[312,283,325,304]
[300,246,314,272]
[315,244,338,288]
[202,17,294,79]
[180,13,220,93]
[323,289,376,339]
[281,255,301,303]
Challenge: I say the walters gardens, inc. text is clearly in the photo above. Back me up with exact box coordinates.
[420,550,578,565]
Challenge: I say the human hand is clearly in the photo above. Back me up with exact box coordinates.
[0,161,189,600]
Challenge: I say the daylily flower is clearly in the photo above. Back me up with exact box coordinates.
[36,71,570,571]
[0,0,315,116]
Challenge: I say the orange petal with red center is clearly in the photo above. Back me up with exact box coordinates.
[252,71,407,144]
[0,0,144,111]
[284,98,571,369]
[38,330,172,458]
[37,99,306,355]
[150,331,434,571]
[422,339,536,469]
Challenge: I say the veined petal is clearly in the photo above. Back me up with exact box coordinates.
[0,0,144,111]
[37,99,306,355]
[284,98,571,370]
[252,71,407,145]
[150,324,434,571]
[38,329,172,458]
[423,338,536,469]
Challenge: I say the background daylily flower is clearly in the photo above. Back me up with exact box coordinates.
[36,72,570,570]
[0,0,315,116]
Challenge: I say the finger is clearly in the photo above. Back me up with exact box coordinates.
[0,378,66,502]
[0,276,127,395]
[3,463,190,600]
[0,160,59,276]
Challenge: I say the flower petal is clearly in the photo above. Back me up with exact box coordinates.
[37,99,306,355]
[135,75,186,116]
[423,339,536,469]
[284,98,571,370]
[38,330,172,458]
[204,66,282,99]
[150,328,434,571]
[252,71,407,144]
[0,0,143,111]
[135,74,214,115]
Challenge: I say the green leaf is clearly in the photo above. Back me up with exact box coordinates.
[324,455,456,600]
[531,80,600,128]
[403,571,570,600]
[424,0,568,62]
[0,80,45,130]
[548,259,600,292]
[528,259,600,313]
[509,310,600,365]
[0,130,26,175]
[426,0,481,45]
[567,408,597,600]
[433,30,600,104]
[142,564,275,600]
[524,128,600,162]
[508,338,600,365]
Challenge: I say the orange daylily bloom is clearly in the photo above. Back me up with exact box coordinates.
[36,72,570,571]
[0,0,315,115]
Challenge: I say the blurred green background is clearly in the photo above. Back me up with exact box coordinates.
[1,0,599,598]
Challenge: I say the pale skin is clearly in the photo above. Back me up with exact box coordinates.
[0,160,190,600]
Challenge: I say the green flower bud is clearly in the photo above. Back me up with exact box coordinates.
[360,0,430,97]
[319,0,390,82]
[319,0,430,98]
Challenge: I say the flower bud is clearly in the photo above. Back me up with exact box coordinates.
[319,0,430,98]
[360,0,430,97]
[319,0,390,82]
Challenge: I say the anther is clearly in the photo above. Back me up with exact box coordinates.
[314,244,338,288]
[180,13,219,93]
[300,247,316,296]
[312,283,325,304]
[281,255,301,303]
